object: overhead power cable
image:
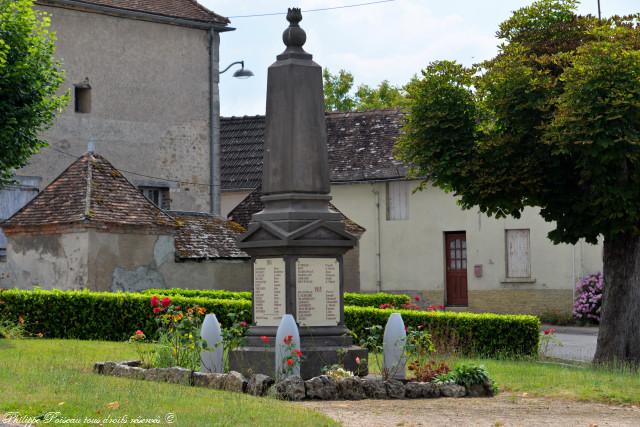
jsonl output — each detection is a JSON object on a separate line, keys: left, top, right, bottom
{"left": 228, "top": 0, "right": 396, "bottom": 19}
{"left": 47, "top": 146, "right": 213, "bottom": 188}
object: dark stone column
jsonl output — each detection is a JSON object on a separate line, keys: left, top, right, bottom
{"left": 230, "top": 8, "right": 367, "bottom": 380}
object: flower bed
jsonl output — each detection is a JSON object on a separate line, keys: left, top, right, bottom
{"left": 93, "top": 360, "right": 494, "bottom": 400}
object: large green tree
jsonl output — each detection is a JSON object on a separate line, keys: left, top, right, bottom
{"left": 0, "top": 0, "right": 67, "bottom": 187}
{"left": 397, "top": 0, "right": 640, "bottom": 365}
{"left": 323, "top": 68, "right": 407, "bottom": 112}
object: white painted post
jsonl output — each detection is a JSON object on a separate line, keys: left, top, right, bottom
{"left": 275, "top": 314, "right": 301, "bottom": 380}
{"left": 200, "top": 314, "right": 224, "bottom": 373}
{"left": 383, "top": 313, "right": 406, "bottom": 380}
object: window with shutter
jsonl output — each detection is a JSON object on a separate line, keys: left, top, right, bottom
{"left": 0, "top": 177, "right": 40, "bottom": 261}
{"left": 386, "top": 181, "right": 409, "bottom": 220}
{"left": 506, "top": 229, "right": 531, "bottom": 278}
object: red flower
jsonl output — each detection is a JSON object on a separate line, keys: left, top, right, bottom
{"left": 355, "top": 356, "right": 361, "bottom": 365}
{"left": 260, "top": 335, "right": 269, "bottom": 344}
{"left": 153, "top": 307, "right": 162, "bottom": 314}
{"left": 150, "top": 295, "right": 159, "bottom": 307}
{"left": 287, "top": 358, "right": 293, "bottom": 366}
{"left": 379, "top": 303, "right": 391, "bottom": 309}
{"left": 284, "top": 335, "right": 293, "bottom": 345}
{"left": 294, "top": 349, "right": 302, "bottom": 358}
{"left": 414, "top": 295, "right": 421, "bottom": 302}
{"left": 161, "top": 297, "right": 171, "bottom": 308}
{"left": 544, "top": 328, "right": 556, "bottom": 335}
{"left": 239, "top": 321, "right": 248, "bottom": 328}
{"left": 135, "top": 330, "right": 144, "bottom": 336}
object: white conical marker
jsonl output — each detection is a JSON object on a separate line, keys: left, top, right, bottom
{"left": 275, "top": 314, "right": 301, "bottom": 380}
{"left": 383, "top": 313, "right": 406, "bottom": 380}
{"left": 200, "top": 314, "right": 224, "bottom": 373}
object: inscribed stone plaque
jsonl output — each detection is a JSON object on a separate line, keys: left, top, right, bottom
{"left": 253, "top": 258, "right": 286, "bottom": 326}
{"left": 296, "top": 258, "right": 340, "bottom": 326}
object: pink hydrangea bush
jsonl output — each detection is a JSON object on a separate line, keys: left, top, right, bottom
{"left": 573, "top": 272, "right": 603, "bottom": 323}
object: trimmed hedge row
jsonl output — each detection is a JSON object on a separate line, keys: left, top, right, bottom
{"left": 141, "top": 288, "right": 412, "bottom": 308}
{"left": 0, "top": 289, "right": 539, "bottom": 356}
{"left": 0, "top": 289, "right": 251, "bottom": 341}
{"left": 345, "top": 306, "right": 540, "bottom": 357}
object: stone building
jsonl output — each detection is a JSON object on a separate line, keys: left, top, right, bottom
{"left": 0, "top": 152, "right": 250, "bottom": 291}
{"left": 0, "top": 0, "right": 232, "bottom": 258}
{"left": 220, "top": 110, "right": 603, "bottom": 316}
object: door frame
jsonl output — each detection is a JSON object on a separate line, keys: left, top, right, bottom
{"left": 443, "top": 231, "right": 469, "bottom": 306}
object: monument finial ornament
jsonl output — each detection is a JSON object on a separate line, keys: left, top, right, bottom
{"left": 282, "top": 7, "right": 307, "bottom": 54}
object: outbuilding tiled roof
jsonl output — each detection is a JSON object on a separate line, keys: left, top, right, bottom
{"left": 41, "top": 0, "right": 229, "bottom": 25}
{"left": 221, "top": 109, "right": 407, "bottom": 191}
{"left": 170, "top": 211, "right": 249, "bottom": 260}
{"left": 1, "top": 153, "right": 176, "bottom": 233}
{"left": 227, "top": 188, "right": 366, "bottom": 236}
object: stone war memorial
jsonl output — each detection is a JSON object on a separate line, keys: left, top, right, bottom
{"left": 229, "top": 7, "right": 367, "bottom": 379}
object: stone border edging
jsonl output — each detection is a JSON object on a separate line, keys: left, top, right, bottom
{"left": 93, "top": 361, "right": 494, "bottom": 400}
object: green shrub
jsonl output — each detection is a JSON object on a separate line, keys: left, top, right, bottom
{"left": 141, "top": 288, "right": 410, "bottom": 308}
{"left": 0, "top": 289, "right": 251, "bottom": 341}
{"left": 141, "top": 288, "right": 252, "bottom": 301}
{"left": 343, "top": 292, "right": 410, "bottom": 308}
{"left": 0, "top": 289, "right": 538, "bottom": 357}
{"left": 345, "top": 306, "right": 539, "bottom": 357}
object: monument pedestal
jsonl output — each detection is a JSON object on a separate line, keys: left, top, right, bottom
{"left": 229, "top": 332, "right": 368, "bottom": 379}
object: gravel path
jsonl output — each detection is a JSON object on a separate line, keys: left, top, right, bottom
{"left": 300, "top": 393, "right": 640, "bottom": 427}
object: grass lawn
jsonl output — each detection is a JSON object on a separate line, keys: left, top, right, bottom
{"left": 367, "top": 354, "right": 640, "bottom": 406}
{"left": 0, "top": 339, "right": 337, "bottom": 427}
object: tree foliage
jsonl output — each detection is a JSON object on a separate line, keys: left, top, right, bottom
{"left": 0, "top": 0, "right": 67, "bottom": 187}
{"left": 397, "top": 0, "right": 640, "bottom": 246}
{"left": 323, "top": 68, "right": 407, "bottom": 112}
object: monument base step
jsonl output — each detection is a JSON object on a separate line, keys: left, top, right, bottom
{"left": 229, "top": 344, "right": 368, "bottom": 380}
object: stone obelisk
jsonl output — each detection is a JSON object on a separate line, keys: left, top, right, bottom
{"left": 230, "top": 8, "right": 367, "bottom": 380}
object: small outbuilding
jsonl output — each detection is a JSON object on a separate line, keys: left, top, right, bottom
{"left": 0, "top": 152, "right": 251, "bottom": 291}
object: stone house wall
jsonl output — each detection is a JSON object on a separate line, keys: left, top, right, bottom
{"left": 18, "top": 4, "right": 218, "bottom": 212}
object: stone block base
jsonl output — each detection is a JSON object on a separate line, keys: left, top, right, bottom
{"left": 229, "top": 345, "right": 368, "bottom": 380}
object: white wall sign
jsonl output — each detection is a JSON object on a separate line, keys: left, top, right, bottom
{"left": 254, "top": 258, "right": 286, "bottom": 326}
{"left": 296, "top": 258, "right": 340, "bottom": 327}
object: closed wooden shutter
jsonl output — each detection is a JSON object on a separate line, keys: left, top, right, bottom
{"left": 506, "top": 229, "right": 531, "bottom": 278}
{"left": 386, "top": 181, "right": 409, "bottom": 220}
{"left": 0, "top": 177, "right": 40, "bottom": 258}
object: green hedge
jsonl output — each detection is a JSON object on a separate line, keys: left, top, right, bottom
{"left": 141, "top": 288, "right": 411, "bottom": 308}
{"left": 141, "top": 288, "right": 252, "bottom": 301}
{"left": 0, "top": 289, "right": 251, "bottom": 341}
{"left": 0, "top": 289, "right": 539, "bottom": 356}
{"left": 345, "top": 306, "right": 540, "bottom": 357}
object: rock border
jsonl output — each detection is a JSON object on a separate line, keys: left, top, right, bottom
{"left": 93, "top": 361, "right": 494, "bottom": 401}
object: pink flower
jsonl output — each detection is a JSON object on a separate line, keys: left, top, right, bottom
{"left": 153, "top": 307, "right": 162, "bottom": 314}
{"left": 150, "top": 295, "right": 159, "bottom": 307}
{"left": 161, "top": 297, "right": 171, "bottom": 308}
{"left": 135, "top": 330, "right": 144, "bottom": 336}
{"left": 239, "top": 321, "right": 248, "bottom": 328}
{"left": 414, "top": 295, "right": 421, "bottom": 302}
{"left": 355, "top": 356, "right": 361, "bottom": 365}
{"left": 543, "top": 328, "right": 556, "bottom": 335}
{"left": 260, "top": 335, "right": 269, "bottom": 344}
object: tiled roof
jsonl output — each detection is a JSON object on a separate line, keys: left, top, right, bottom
{"left": 43, "top": 0, "right": 229, "bottom": 25}
{"left": 2, "top": 153, "right": 176, "bottom": 233}
{"left": 221, "top": 109, "right": 407, "bottom": 191}
{"left": 227, "top": 188, "right": 366, "bottom": 236}
{"left": 171, "top": 211, "right": 249, "bottom": 259}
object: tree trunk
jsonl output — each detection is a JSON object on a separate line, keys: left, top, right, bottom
{"left": 593, "top": 233, "right": 640, "bottom": 366}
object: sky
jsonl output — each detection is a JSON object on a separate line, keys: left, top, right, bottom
{"left": 202, "top": 0, "right": 638, "bottom": 117}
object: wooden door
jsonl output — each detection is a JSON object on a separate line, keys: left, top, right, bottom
{"left": 445, "top": 232, "right": 468, "bottom": 306}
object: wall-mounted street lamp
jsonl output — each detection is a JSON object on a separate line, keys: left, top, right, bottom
{"left": 220, "top": 61, "right": 254, "bottom": 79}
{"left": 211, "top": 60, "right": 254, "bottom": 216}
